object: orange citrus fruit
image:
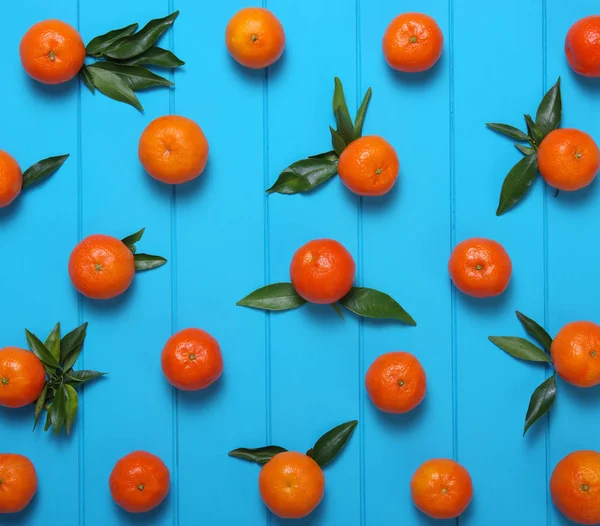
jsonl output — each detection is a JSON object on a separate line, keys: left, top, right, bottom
{"left": 0, "top": 347, "right": 46, "bottom": 409}
{"left": 0, "top": 151, "right": 22, "bottom": 208}
{"left": 139, "top": 115, "right": 209, "bottom": 185}
{"left": 551, "top": 321, "right": 600, "bottom": 388}
{"left": 19, "top": 19, "right": 85, "bottom": 84}
{"left": 259, "top": 451, "right": 324, "bottom": 519}
{"left": 565, "top": 16, "right": 600, "bottom": 77}
{"left": 0, "top": 454, "right": 38, "bottom": 514}
{"left": 337, "top": 136, "right": 399, "bottom": 196}
{"left": 226, "top": 7, "right": 285, "bottom": 69}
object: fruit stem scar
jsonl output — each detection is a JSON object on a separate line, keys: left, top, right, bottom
{"left": 410, "top": 36, "right": 417, "bottom": 43}
{"left": 592, "top": 351, "right": 597, "bottom": 358}
{"left": 94, "top": 264, "right": 102, "bottom": 272}
{"left": 189, "top": 353, "right": 196, "bottom": 361}
{"left": 48, "top": 51, "right": 56, "bottom": 61}
{"left": 575, "top": 152, "right": 582, "bottom": 159}
{"left": 475, "top": 264, "right": 483, "bottom": 270}
{"left": 582, "top": 484, "right": 589, "bottom": 491}
{"left": 375, "top": 168, "right": 383, "bottom": 175}
{"left": 1, "top": 377, "right": 8, "bottom": 386}
{"left": 137, "top": 484, "right": 145, "bottom": 491}
{"left": 441, "top": 488, "right": 447, "bottom": 494}
{"left": 250, "top": 34, "right": 258, "bottom": 42}
{"left": 398, "top": 380, "right": 405, "bottom": 387}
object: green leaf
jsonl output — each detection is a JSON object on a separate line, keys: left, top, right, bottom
{"left": 330, "top": 127, "right": 347, "bottom": 156}
{"left": 62, "top": 347, "right": 82, "bottom": 374}
{"left": 536, "top": 77, "right": 561, "bottom": 136}
{"left": 81, "top": 65, "right": 95, "bottom": 93}
{"left": 25, "top": 329, "right": 58, "bottom": 373}
{"left": 496, "top": 152, "right": 538, "bottom": 216}
{"left": 63, "top": 384, "right": 79, "bottom": 435}
{"left": 488, "top": 336, "right": 552, "bottom": 363}
{"left": 86, "top": 22, "right": 139, "bottom": 56}
{"left": 118, "top": 46, "right": 185, "bottom": 68}
{"left": 228, "top": 446, "right": 287, "bottom": 464}
{"left": 486, "top": 123, "right": 530, "bottom": 142}
{"left": 266, "top": 159, "right": 338, "bottom": 195}
{"left": 308, "top": 151, "right": 338, "bottom": 162}
{"left": 60, "top": 322, "right": 87, "bottom": 362}
{"left": 308, "top": 420, "right": 358, "bottom": 467}
{"left": 44, "top": 323, "right": 61, "bottom": 364}
{"left": 21, "top": 154, "right": 69, "bottom": 191}
{"left": 524, "top": 374, "right": 556, "bottom": 435}
{"left": 33, "top": 384, "right": 48, "bottom": 431}
{"left": 516, "top": 311, "right": 553, "bottom": 353}
{"left": 334, "top": 107, "right": 355, "bottom": 144}
{"left": 339, "top": 287, "right": 416, "bottom": 325}
{"left": 515, "top": 144, "right": 536, "bottom": 156}
{"left": 121, "top": 228, "right": 145, "bottom": 252}
{"left": 332, "top": 78, "right": 352, "bottom": 132}
{"left": 65, "top": 370, "right": 106, "bottom": 384}
{"left": 88, "top": 62, "right": 173, "bottom": 90}
{"left": 331, "top": 303, "right": 345, "bottom": 320}
{"left": 87, "top": 66, "right": 143, "bottom": 111}
{"left": 44, "top": 402, "right": 53, "bottom": 432}
{"left": 237, "top": 283, "right": 307, "bottom": 312}
{"left": 49, "top": 384, "right": 66, "bottom": 435}
{"left": 525, "top": 114, "right": 544, "bottom": 145}
{"left": 354, "top": 87, "right": 372, "bottom": 138}
{"left": 134, "top": 253, "right": 167, "bottom": 271}
{"left": 103, "top": 11, "right": 179, "bottom": 60}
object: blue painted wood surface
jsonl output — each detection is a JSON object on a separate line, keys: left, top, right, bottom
{"left": 1, "top": 0, "right": 599, "bottom": 524}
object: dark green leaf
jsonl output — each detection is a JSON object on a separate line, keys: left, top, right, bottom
{"left": 25, "top": 329, "right": 58, "bottom": 372}
{"left": 536, "top": 77, "right": 561, "bottom": 136}
{"left": 118, "top": 46, "right": 184, "bottom": 68}
{"left": 525, "top": 114, "right": 544, "bottom": 145}
{"left": 88, "top": 62, "right": 173, "bottom": 90}
{"left": 488, "top": 336, "right": 552, "bottom": 363}
{"left": 228, "top": 446, "right": 287, "bottom": 464}
{"left": 339, "top": 287, "right": 416, "bottom": 325}
{"left": 308, "top": 420, "right": 358, "bottom": 467}
{"left": 65, "top": 370, "right": 106, "bottom": 384}
{"left": 334, "top": 107, "right": 355, "bottom": 144}
{"left": 486, "top": 123, "right": 530, "bottom": 142}
{"left": 44, "top": 403, "right": 53, "bottom": 432}
{"left": 81, "top": 65, "right": 95, "bottom": 93}
{"left": 63, "top": 384, "right": 78, "bottom": 435}
{"left": 103, "top": 11, "right": 179, "bottom": 60}
{"left": 331, "top": 303, "right": 345, "bottom": 320}
{"left": 332, "top": 78, "right": 352, "bottom": 132}
{"left": 21, "top": 154, "right": 69, "bottom": 191}
{"left": 330, "top": 127, "right": 347, "bottom": 156}
{"left": 86, "top": 22, "right": 139, "bottom": 56}
{"left": 49, "top": 384, "right": 66, "bottom": 435}
{"left": 134, "top": 253, "right": 167, "bottom": 271}
{"left": 496, "top": 152, "right": 538, "bottom": 216}
{"left": 308, "top": 151, "right": 338, "bottom": 162}
{"left": 524, "top": 374, "right": 556, "bottom": 435}
{"left": 266, "top": 159, "right": 338, "bottom": 195}
{"left": 516, "top": 311, "right": 553, "bottom": 353}
{"left": 354, "top": 87, "right": 372, "bottom": 138}
{"left": 87, "top": 66, "right": 143, "bottom": 111}
{"left": 62, "top": 346, "right": 82, "bottom": 373}
{"left": 515, "top": 143, "right": 535, "bottom": 156}
{"left": 237, "top": 283, "right": 307, "bottom": 312}
{"left": 44, "top": 323, "right": 61, "bottom": 364}
{"left": 60, "top": 322, "right": 87, "bottom": 362}
{"left": 33, "top": 384, "right": 48, "bottom": 431}
{"left": 121, "top": 228, "right": 145, "bottom": 252}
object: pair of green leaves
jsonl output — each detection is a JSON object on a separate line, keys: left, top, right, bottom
{"left": 487, "top": 77, "right": 562, "bottom": 215}
{"left": 20, "top": 154, "right": 69, "bottom": 192}
{"left": 82, "top": 12, "right": 184, "bottom": 111}
{"left": 25, "top": 322, "right": 106, "bottom": 435}
{"left": 489, "top": 311, "right": 556, "bottom": 435}
{"left": 121, "top": 228, "right": 167, "bottom": 271}
{"left": 229, "top": 420, "right": 358, "bottom": 468}
{"left": 236, "top": 282, "right": 416, "bottom": 326}
{"left": 266, "top": 78, "right": 372, "bottom": 195}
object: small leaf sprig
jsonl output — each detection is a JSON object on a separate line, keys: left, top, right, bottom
{"left": 229, "top": 420, "right": 358, "bottom": 467}
{"left": 486, "top": 77, "right": 561, "bottom": 215}
{"left": 20, "top": 154, "right": 70, "bottom": 192}
{"left": 266, "top": 77, "right": 372, "bottom": 195}
{"left": 121, "top": 227, "right": 167, "bottom": 271}
{"left": 489, "top": 311, "right": 556, "bottom": 435}
{"left": 81, "top": 12, "right": 184, "bottom": 111}
{"left": 25, "top": 322, "right": 105, "bottom": 435}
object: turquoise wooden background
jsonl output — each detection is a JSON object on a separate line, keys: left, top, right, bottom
{"left": 1, "top": 0, "right": 599, "bottom": 524}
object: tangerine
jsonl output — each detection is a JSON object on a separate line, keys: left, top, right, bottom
{"left": 0, "top": 347, "right": 46, "bottom": 409}
{"left": 565, "top": 16, "right": 600, "bottom": 77}
{"left": 551, "top": 321, "right": 600, "bottom": 388}
{"left": 0, "top": 454, "right": 37, "bottom": 514}
{"left": 0, "top": 151, "right": 22, "bottom": 208}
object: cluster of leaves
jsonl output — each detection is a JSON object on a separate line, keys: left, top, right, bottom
{"left": 487, "top": 77, "right": 562, "bottom": 215}
{"left": 25, "top": 322, "right": 105, "bottom": 435}
{"left": 237, "top": 282, "right": 415, "bottom": 326}
{"left": 489, "top": 311, "right": 556, "bottom": 435}
{"left": 121, "top": 228, "right": 167, "bottom": 271}
{"left": 229, "top": 420, "right": 358, "bottom": 468}
{"left": 82, "top": 12, "right": 184, "bottom": 111}
{"left": 266, "top": 78, "right": 372, "bottom": 195}
{"left": 20, "top": 154, "right": 69, "bottom": 192}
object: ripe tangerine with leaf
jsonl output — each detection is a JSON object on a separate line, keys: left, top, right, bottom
{"left": 365, "top": 352, "right": 426, "bottom": 414}
{"left": 290, "top": 239, "right": 355, "bottom": 304}
{"left": 259, "top": 451, "right": 325, "bottom": 519}
{"left": 139, "top": 115, "right": 209, "bottom": 185}
{"left": 551, "top": 321, "right": 600, "bottom": 388}
{"left": 382, "top": 12, "right": 444, "bottom": 73}
{"left": 537, "top": 128, "right": 600, "bottom": 191}
{"left": 19, "top": 19, "right": 85, "bottom": 84}
{"left": 161, "top": 328, "right": 223, "bottom": 391}
{"left": 565, "top": 16, "right": 600, "bottom": 78}
{"left": 0, "top": 347, "right": 46, "bottom": 409}
{"left": 337, "top": 135, "right": 399, "bottom": 196}
{"left": 0, "top": 454, "right": 38, "bottom": 514}
{"left": 109, "top": 451, "right": 170, "bottom": 513}
{"left": 225, "top": 7, "right": 285, "bottom": 69}
{"left": 0, "top": 151, "right": 22, "bottom": 208}
{"left": 448, "top": 238, "right": 512, "bottom": 298}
